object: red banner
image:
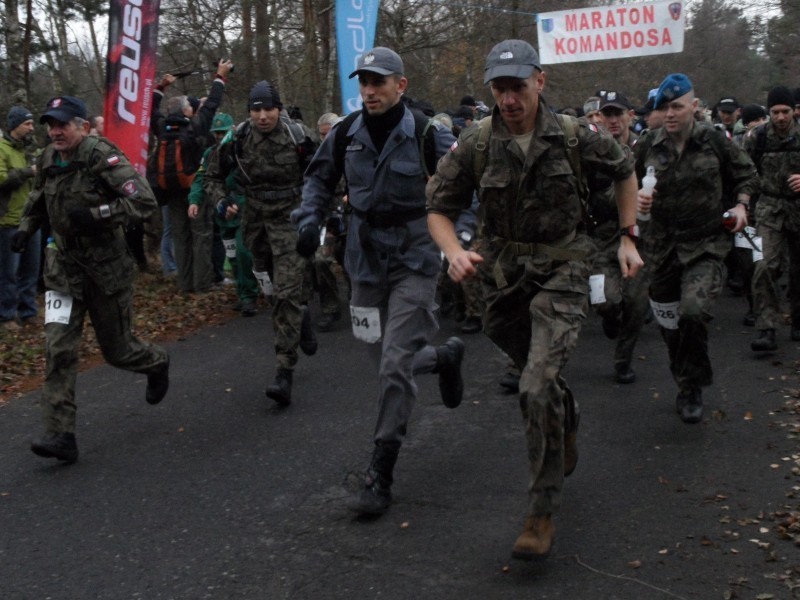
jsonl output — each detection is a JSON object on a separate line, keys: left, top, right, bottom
{"left": 103, "top": 0, "right": 160, "bottom": 175}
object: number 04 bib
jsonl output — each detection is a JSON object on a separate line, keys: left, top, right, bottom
{"left": 349, "top": 305, "right": 382, "bottom": 343}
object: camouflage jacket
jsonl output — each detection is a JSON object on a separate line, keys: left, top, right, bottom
{"left": 634, "top": 122, "right": 759, "bottom": 265}
{"left": 204, "top": 119, "right": 307, "bottom": 216}
{"left": 426, "top": 100, "right": 633, "bottom": 249}
{"left": 19, "top": 135, "right": 157, "bottom": 298}
{"left": 742, "top": 120, "right": 800, "bottom": 205}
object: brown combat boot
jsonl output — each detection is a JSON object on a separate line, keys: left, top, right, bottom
{"left": 512, "top": 515, "right": 555, "bottom": 561}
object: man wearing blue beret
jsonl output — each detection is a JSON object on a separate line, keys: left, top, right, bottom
{"left": 634, "top": 74, "right": 758, "bottom": 423}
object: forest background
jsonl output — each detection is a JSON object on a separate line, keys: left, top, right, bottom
{"left": 2, "top": 0, "right": 800, "bottom": 127}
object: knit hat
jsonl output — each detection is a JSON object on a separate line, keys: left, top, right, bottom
{"left": 248, "top": 80, "right": 282, "bottom": 111}
{"left": 7, "top": 106, "right": 33, "bottom": 132}
{"left": 653, "top": 73, "right": 693, "bottom": 109}
{"left": 740, "top": 104, "right": 766, "bottom": 126}
{"left": 459, "top": 95, "right": 477, "bottom": 107}
{"left": 767, "top": 86, "right": 795, "bottom": 110}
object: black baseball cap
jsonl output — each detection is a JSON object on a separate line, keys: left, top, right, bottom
{"left": 716, "top": 97, "right": 739, "bottom": 111}
{"left": 40, "top": 96, "right": 87, "bottom": 124}
{"left": 599, "top": 91, "right": 631, "bottom": 111}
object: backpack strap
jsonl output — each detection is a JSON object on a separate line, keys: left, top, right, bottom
{"left": 751, "top": 122, "right": 768, "bottom": 175}
{"left": 332, "top": 111, "right": 362, "bottom": 178}
{"left": 555, "top": 114, "right": 586, "bottom": 203}
{"left": 471, "top": 116, "right": 493, "bottom": 186}
{"left": 233, "top": 121, "right": 253, "bottom": 184}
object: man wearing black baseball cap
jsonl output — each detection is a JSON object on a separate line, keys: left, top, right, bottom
{"left": 294, "top": 46, "right": 464, "bottom": 517}
{"left": 427, "top": 39, "right": 642, "bottom": 560}
{"left": 715, "top": 96, "right": 740, "bottom": 135}
{"left": 599, "top": 91, "right": 636, "bottom": 147}
{"left": 11, "top": 95, "right": 169, "bottom": 464}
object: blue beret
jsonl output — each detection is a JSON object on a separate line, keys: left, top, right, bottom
{"left": 654, "top": 73, "right": 693, "bottom": 109}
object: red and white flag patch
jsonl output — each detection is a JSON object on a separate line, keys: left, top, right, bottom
{"left": 107, "top": 155, "right": 120, "bottom": 166}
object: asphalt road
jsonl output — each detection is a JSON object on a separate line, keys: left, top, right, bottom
{"left": 1, "top": 285, "right": 798, "bottom": 600}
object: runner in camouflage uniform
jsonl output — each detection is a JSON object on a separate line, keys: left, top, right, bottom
{"left": 12, "top": 96, "right": 169, "bottom": 464}
{"left": 427, "top": 40, "right": 642, "bottom": 561}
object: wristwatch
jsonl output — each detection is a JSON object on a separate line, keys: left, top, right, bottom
{"left": 619, "top": 224, "right": 640, "bottom": 243}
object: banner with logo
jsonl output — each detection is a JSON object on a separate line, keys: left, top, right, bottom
{"left": 104, "top": 0, "right": 160, "bottom": 175}
{"left": 537, "top": 0, "right": 684, "bottom": 65}
{"left": 336, "top": 0, "right": 380, "bottom": 114}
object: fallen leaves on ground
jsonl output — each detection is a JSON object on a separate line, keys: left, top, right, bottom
{"left": 0, "top": 271, "right": 239, "bottom": 404}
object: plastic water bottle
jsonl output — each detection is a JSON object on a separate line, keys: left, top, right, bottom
{"left": 638, "top": 166, "right": 657, "bottom": 222}
{"left": 722, "top": 211, "right": 737, "bottom": 231}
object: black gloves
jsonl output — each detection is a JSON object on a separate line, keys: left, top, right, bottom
{"left": 68, "top": 207, "right": 105, "bottom": 235}
{"left": 10, "top": 229, "right": 30, "bottom": 253}
{"left": 296, "top": 224, "right": 320, "bottom": 258}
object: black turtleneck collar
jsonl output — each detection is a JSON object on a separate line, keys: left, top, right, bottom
{"left": 362, "top": 101, "right": 406, "bottom": 154}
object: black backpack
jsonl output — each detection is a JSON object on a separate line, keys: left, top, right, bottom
{"left": 147, "top": 115, "right": 204, "bottom": 191}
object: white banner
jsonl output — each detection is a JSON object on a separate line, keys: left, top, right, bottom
{"left": 537, "top": 0, "right": 685, "bottom": 65}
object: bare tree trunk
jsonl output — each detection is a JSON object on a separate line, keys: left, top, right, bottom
{"left": 242, "top": 0, "right": 255, "bottom": 84}
{"left": 302, "top": 0, "right": 322, "bottom": 117}
{"left": 5, "top": 0, "right": 28, "bottom": 102}
{"left": 255, "top": 0, "right": 272, "bottom": 80}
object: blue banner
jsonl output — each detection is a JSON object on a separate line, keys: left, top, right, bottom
{"left": 336, "top": 0, "right": 379, "bottom": 114}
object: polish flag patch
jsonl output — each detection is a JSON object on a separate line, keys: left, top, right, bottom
{"left": 106, "top": 155, "right": 120, "bottom": 166}
{"left": 450, "top": 141, "right": 458, "bottom": 152}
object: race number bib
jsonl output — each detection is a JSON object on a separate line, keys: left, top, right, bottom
{"left": 44, "top": 290, "right": 73, "bottom": 325}
{"left": 752, "top": 236, "right": 763, "bottom": 262}
{"left": 223, "top": 238, "right": 237, "bottom": 259}
{"left": 588, "top": 274, "right": 606, "bottom": 305}
{"left": 649, "top": 299, "right": 680, "bottom": 330}
{"left": 252, "top": 270, "right": 273, "bottom": 296}
{"left": 734, "top": 226, "right": 756, "bottom": 250}
{"left": 350, "top": 305, "right": 381, "bottom": 343}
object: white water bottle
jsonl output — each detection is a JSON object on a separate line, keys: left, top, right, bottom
{"left": 638, "top": 165, "right": 657, "bottom": 221}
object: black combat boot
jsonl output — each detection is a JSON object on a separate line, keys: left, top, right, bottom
{"left": 299, "top": 305, "right": 318, "bottom": 356}
{"left": 146, "top": 357, "right": 170, "bottom": 405}
{"left": 614, "top": 363, "right": 636, "bottom": 384}
{"left": 266, "top": 368, "right": 293, "bottom": 406}
{"left": 751, "top": 329, "right": 777, "bottom": 352}
{"left": 677, "top": 388, "right": 703, "bottom": 424}
{"left": 31, "top": 432, "right": 79, "bottom": 464}
{"left": 434, "top": 337, "right": 465, "bottom": 408}
{"left": 349, "top": 442, "right": 400, "bottom": 515}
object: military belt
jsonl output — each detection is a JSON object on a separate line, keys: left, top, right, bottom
{"left": 55, "top": 228, "right": 123, "bottom": 251}
{"left": 491, "top": 230, "right": 584, "bottom": 289}
{"left": 352, "top": 206, "right": 427, "bottom": 228}
{"left": 249, "top": 186, "right": 302, "bottom": 201}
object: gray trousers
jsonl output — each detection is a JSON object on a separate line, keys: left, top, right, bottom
{"left": 350, "top": 267, "right": 438, "bottom": 446}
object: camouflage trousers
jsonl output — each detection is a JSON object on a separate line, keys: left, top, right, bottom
{"left": 42, "top": 283, "right": 168, "bottom": 434}
{"left": 591, "top": 234, "right": 651, "bottom": 369}
{"left": 482, "top": 240, "right": 590, "bottom": 517}
{"left": 241, "top": 202, "right": 306, "bottom": 370}
{"left": 753, "top": 205, "right": 800, "bottom": 330}
{"left": 649, "top": 250, "right": 723, "bottom": 391}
